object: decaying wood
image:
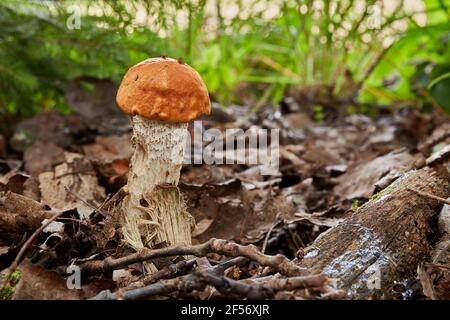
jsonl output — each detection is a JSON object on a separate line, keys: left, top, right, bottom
{"left": 298, "top": 165, "right": 450, "bottom": 299}
{"left": 0, "top": 192, "right": 53, "bottom": 243}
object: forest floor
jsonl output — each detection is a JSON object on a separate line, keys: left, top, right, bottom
{"left": 0, "top": 81, "right": 449, "bottom": 300}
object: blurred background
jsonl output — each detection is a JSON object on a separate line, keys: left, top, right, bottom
{"left": 1, "top": 2, "right": 450, "bottom": 300}
{"left": 0, "top": 0, "right": 449, "bottom": 122}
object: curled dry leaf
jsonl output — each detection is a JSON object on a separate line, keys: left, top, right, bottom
{"left": 181, "top": 165, "right": 234, "bottom": 185}
{"left": 182, "top": 179, "right": 247, "bottom": 242}
{"left": 82, "top": 134, "right": 133, "bottom": 164}
{"left": 82, "top": 134, "right": 133, "bottom": 188}
{"left": 334, "top": 149, "right": 418, "bottom": 200}
{"left": 0, "top": 246, "right": 10, "bottom": 258}
{"left": 182, "top": 178, "right": 296, "bottom": 244}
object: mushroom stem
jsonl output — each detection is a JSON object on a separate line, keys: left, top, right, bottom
{"left": 122, "top": 116, "right": 193, "bottom": 255}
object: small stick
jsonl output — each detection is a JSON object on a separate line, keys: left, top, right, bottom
{"left": 407, "top": 188, "right": 450, "bottom": 206}
{"left": 139, "top": 259, "right": 197, "bottom": 286}
{"left": 55, "top": 169, "right": 94, "bottom": 179}
{"left": 64, "top": 186, "right": 109, "bottom": 216}
{"left": 425, "top": 263, "right": 450, "bottom": 271}
{"left": 91, "top": 257, "right": 245, "bottom": 300}
{"left": 132, "top": 257, "right": 247, "bottom": 289}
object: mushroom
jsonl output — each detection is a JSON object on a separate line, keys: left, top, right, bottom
{"left": 116, "top": 57, "right": 210, "bottom": 254}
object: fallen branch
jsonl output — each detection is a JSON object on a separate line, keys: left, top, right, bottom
{"left": 194, "top": 272, "right": 331, "bottom": 300}
{"left": 8, "top": 209, "right": 65, "bottom": 273}
{"left": 80, "top": 238, "right": 307, "bottom": 277}
{"left": 92, "top": 268, "right": 331, "bottom": 300}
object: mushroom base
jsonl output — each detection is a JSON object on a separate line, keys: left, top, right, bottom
{"left": 121, "top": 116, "right": 193, "bottom": 267}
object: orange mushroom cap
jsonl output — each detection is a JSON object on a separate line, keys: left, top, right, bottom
{"left": 116, "top": 57, "right": 211, "bottom": 123}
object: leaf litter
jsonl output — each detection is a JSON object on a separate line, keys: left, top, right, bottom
{"left": 0, "top": 98, "right": 449, "bottom": 300}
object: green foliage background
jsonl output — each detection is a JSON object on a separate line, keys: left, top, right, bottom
{"left": 0, "top": 0, "right": 449, "bottom": 118}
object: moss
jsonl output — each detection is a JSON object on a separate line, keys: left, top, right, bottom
{"left": 10, "top": 271, "right": 21, "bottom": 283}
{"left": 0, "top": 270, "right": 21, "bottom": 300}
{"left": 0, "top": 284, "right": 15, "bottom": 300}
{"left": 370, "top": 191, "right": 381, "bottom": 201}
{"left": 351, "top": 199, "right": 360, "bottom": 210}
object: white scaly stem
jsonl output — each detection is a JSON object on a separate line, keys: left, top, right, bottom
{"left": 122, "top": 116, "right": 193, "bottom": 262}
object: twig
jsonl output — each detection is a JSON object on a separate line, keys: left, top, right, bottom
{"left": 138, "top": 259, "right": 197, "bottom": 286}
{"left": 91, "top": 257, "right": 246, "bottom": 300}
{"left": 64, "top": 186, "right": 109, "bottom": 216}
{"left": 261, "top": 222, "right": 277, "bottom": 255}
{"left": 134, "top": 257, "right": 248, "bottom": 292}
{"left": 91, "top": 278, "right": 180, "bottom": 300}
{"left": 407, "top": 188, "right": 450, "bottom": 206}
{"left": 80, "top": 238, "right": 307, "bottom": 277}
{"left": 55, "top": 169, "right": 95, "bottom": 179}
{"left": 425, "top": 263, "right": 450, "bottom": 271}
{"left": 200, "top": 272, "right": 331, "bottom": 299}
{"left": 92, "top": 269, "right": 332, "bottom": 300}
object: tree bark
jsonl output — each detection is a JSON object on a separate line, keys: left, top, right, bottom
{"left": 298, "top": 165, "right": 450, "bottom": 299}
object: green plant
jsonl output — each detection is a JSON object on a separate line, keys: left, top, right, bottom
{"left": 351, "top": 199, "right": 360, "bottom": 210}
{"left": 0, "top": 270, "right": 21, "bottom": 300}
{"left": 360, "top": 0, "right": 450, "bottom": 112}
{"left": 1, "top": 0, "right": 449, "bottom": 119}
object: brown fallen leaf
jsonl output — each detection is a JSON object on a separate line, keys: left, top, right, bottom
{"left": 10, "top": 111, "right": 88, "bottom": 152}
{"left": 12, "top": 259, "right": 113, "bottom": 300}
{"left": 291, "top": 212, "right": 344, "bottom": 228}
{"left": 0, "top": 172, "right": 29, "bottom": 195}
{"left": 23, "top": 140, "right": 65, "bottom": 176}
{"left": 39, "top": 152, "right": 105, "bottom": 219}
{"left": 183, "top": 178, "right": 296, "bottom": 244}
{"left": 82, "top": 134, "right": 133, "bottom": 164}
{"left": 181, "top": 165, "right": 234, "bottom": 185}
{"left": 334, "top": 149, "right": 417, "bottom": 199}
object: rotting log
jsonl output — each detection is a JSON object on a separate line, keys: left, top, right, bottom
{"left": 298, "top": 164, "right": 450, "bottom": 299}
